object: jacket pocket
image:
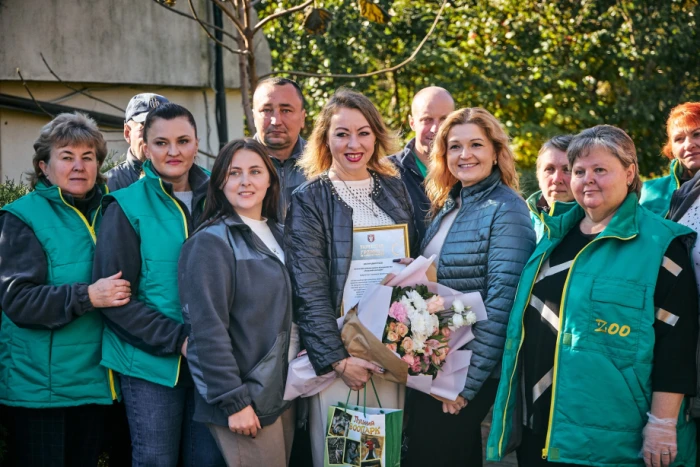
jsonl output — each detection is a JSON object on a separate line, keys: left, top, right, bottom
{"left": 242, "top": 331, "right": 290, "bottom": 417}
{"left": 587, "top": 279, "right": 646, "bottom": 356}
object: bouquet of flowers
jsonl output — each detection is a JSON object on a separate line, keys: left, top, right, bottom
{"left": 384, "top": 285, "right": 477, "bottom": 378}
{"left": 284, "top": 255, "right": 487, "bottom": 402}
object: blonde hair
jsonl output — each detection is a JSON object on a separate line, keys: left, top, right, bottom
{"left": 425, "top": 108, "right": 519, "bottom": 216}
{"left": 298, "top": 89, "right": 399, "bottom": 178}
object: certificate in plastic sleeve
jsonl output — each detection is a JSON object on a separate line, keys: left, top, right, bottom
{"left": 342, "top": 224, "right": 410, "bottom": 315}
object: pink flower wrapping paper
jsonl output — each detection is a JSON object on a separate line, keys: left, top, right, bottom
{"left": 283, "top": 255, "right": 487, "bottom": 402}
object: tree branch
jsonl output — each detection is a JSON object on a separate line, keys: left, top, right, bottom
{"left": 259, "top": 0, "right": 448, "bottom": 80}
{"left": 150, "top": 0, "right": 239, "bottom": 42}
{"left": 187, "top": 0, "right": 248, "bottom": 56}
{"left": 254, "top": 0, "right": 314, "bottom": 34}
{"left": 39, "top": 53, "right": 125, "bottom": 113}
{"left": 210, "top": 0, "right": 246, "bottom": 39}
{"left": 16, "top": 68, "right": 54, "bottom": 119}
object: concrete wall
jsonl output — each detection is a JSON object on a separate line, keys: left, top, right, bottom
{"left": 0, "top": 82, "right": 244, "bottom": 182}
{"left": 0, "top": 0, "right": 271, "bottom": 88}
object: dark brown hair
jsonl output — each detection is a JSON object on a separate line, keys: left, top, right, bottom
{"left": 29, "top": 112, "right": 107, "bottom": 189}
{"left": 200, "top": 138, "right": 280, "bottom": 225}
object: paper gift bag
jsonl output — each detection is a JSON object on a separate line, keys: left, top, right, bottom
{"left": 324, "top": 382, "right": 403, "bottom": 467}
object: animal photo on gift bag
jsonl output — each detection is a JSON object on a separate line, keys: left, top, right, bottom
{"left": 361, "top": 435, "right": 383, "bottom": 461}
{"left": 328, "top": 407, "right": 352, "bottom": 437}
{"left": 327, "top": 437, "right": 346, "bottom": 465}
{"left": 344, "top": 439, "right": 361, "bottom": 466}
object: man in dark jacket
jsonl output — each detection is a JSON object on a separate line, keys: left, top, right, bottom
{"left": 252, "top": 78, "right": 307, "bottom": 223}
{"left": 389, "top": 87, "right": 454, "bottom": 237}
{"left": 106, "top": 93, "right": 169, "bottom": 191}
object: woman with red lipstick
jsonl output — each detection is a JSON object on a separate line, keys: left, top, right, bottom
{"left": 404, "top": 108, "right": 536, "bottom": 466}
{"left": 179, "top": 138, "right": 295, "bottom": 466}
{"left": 93, "top": 103, "right": 224, "bottom": 466}
{"left": 641, "top": 102, "right": 700, "bottom": 217}
{"left": 284, "top": 89, "right": 418, "bottom": 467}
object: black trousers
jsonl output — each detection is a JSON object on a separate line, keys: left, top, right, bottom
{"left": 104, "top": 401, "right": 132, "bottom": 466}
{"left": 9, "top": 404, "right": 106, "bottom": 467}
{"left": 403, "top": 378, "right": 499, "bottom": 467}
{"left": 515, "top": 426, "right": 577, "bottom": 467}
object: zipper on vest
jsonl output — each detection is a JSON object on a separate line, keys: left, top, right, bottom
{"left": 158, "top": 179, "right": 188, "bottom": 386}
{"left": 57, "top": 188, "right": 98, "bottom": 242}
{"left": 497, "top": 253, "right": 546, "bottom": 458}
{"left": 541, "top": 232, "right": 636, "bottom": 460}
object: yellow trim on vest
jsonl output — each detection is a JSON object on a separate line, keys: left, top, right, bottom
{"left": 542, "top": 232, "right": 637, "bottom": 460}
{"left": 108, "top": 369, "right": 117, "bottom": 400}
{"left": 159, "top": 180, "right": 189, "bottom": 239}
{"left": 497, "top": 253, "right": 546, "bottom": 457}
{"left": 57, "top": 188, "right": 98, "bottom": 243}
{"left": 175, "top": 355, "right": 182, "bottom": 386}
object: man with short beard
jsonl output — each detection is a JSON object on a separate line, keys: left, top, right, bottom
{"left": 389, "top": 87, "right": 454, "bottom": 238}
{"left": 252, "top": 78, "right": 307, "bottom": 223}
{"left": 107, "top": 93, "right": 169, "bottom": 191}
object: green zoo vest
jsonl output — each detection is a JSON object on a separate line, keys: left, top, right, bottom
{"left": 100, "top": 161, "right": 194, "bottom": 387}
{"left": 526, "top": 190, "right": 577, "bottom": 243}
{"left": 639, "top": 159, "right": 683, "bottom": 218}
{"left": 0, "top": 182, "right": 117, "bottom": 408}
{"left": 487, "top": 194, "right": 696, "bottom": 467}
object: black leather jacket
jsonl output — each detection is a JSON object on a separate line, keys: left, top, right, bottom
{"left": 284, "top": 171, "right": 419, "bottom": 376}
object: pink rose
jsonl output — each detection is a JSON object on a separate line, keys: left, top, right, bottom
{"left": 389, "top": 322, "right": 397, "bottom": 332}
{"left": 389, "top": 302, "right": 408, "bottom": 323}
{"left": 397, "top": 323, "right": 409, "bottom": 338}
{"left": 411, "top": 357, "right": 422, "bottom": 373}
{"left": 426, "top": 295, "right": 445, "bottom": 314}
{"left": 440, "top": 327, "right": 451, "bottom": 339}
{"left": 386, "top": 331, "right": 399, "bottom": 343}
{"left": 438, "top": 347, "right": 449, "bottom": 361}
{"left": 431, "top": 354, "right": 442, "bottom": 365}
{"left": 401, "top": 337, "right": 414, "bottom": 352}
{"left": 385, "top": 343, "right": 397, "bottom": 352}
{"left": 401, "top": 354, "right": 415, "bottom": 367}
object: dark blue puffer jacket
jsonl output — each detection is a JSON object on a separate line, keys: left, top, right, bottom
{"left": 422, "top": 169, "right": 536, "bottom": 401}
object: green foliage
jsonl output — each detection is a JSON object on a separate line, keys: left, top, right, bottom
{"left": 258, "top": 0, "right": 700, "bottom": 178}
{"left": 0, "top": 178, "right": 30, "bottom": 208}
{"left": 101, "top": 150, "right": 122, "bottom": 174}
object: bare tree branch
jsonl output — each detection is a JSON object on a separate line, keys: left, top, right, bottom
{"left": 254, "top": 0, "right": 314, "bottom": 34}
{"left": 16, "top": 68, "right": 54, "bottom": 118}
{"left": 39, "top": 53, "right": 125, "bottom": 113}
{"left": 187, "top": 0, "right": 249, "bottom": 56}
{"left": 211, "top": 0, "right": 246, "bottom": 39}
{"left": 150, "top": 0, "right": 239, "bottom": 42}
{"left": 258, "top": 0, "right": 449, "bottom": 80}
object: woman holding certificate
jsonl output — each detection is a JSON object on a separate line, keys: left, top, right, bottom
{"left": 284, "top": 89, "right": 418, "bottom": 467}
{"left": 403, "top": 108, "right": 536, "bottom": 466}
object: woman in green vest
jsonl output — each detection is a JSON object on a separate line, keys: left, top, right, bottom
{"left": 93, "top": 103, "right": 224, "bottom": 467}
{"left": 527, "top": 135, "right": 577, "bottom": 242}
{"left": 0, "top": 113, "right": 131, "bottom": 466}
{"left": 487, "top": 125, "right": 698, "bottom": 467}
{"left": 640, "top": 102, "right": 700, "bottom": 217}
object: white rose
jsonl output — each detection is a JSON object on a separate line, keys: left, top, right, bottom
{"left": 450, "top": 313, "right": 465, "bottom": 331}
{"left": 412, "top": 336, "right": 426, "bottom": 352}
{"left": 464, "top": 310, "right": 477, "bottom": 326}
{"left": 407, "top": 290, "right": 428, "bottom": 312}
{"left": 452, "top": 299, "right": 465, "bottom": 313}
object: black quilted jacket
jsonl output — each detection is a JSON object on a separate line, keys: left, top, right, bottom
{"left": 284, "top": 171, "right": 419, "bottom": 375}
{"left": 422, "top": 168, "right": 536, "bottom": 401}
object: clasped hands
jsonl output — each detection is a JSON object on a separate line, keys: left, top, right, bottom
{"left": 333, "top": 356, "right": 384, "bottom": 391}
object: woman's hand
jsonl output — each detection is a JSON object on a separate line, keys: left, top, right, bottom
{"left": 334, "top": 357, "right": 383, "bottom": 391}
{"left": 181, "top": 337, "right": 188, "bottom": 358}
{"left": 88, "top": 271, "right": 131, "bottom": 308}
{"left": 442, "top": 395, "right": 467, "bottom": 415}
{"left": 228, "top": 405, "right": 262, "bottom": 438}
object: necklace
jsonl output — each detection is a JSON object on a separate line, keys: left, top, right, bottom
{"left": 334, "top": 173, "right": 379, "bottom": 217}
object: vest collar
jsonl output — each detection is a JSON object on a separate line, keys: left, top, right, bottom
{"left": 543, "top": 193, "right": 640, "bottom": 240}
{"left": 142, "top": 160, "right": 209, "bottom": 200}
{"left": 34, "top": 179, "right": 104, "bottom": 217}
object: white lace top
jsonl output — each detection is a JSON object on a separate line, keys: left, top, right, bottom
{"left": 331, "top": 178, "right": 394, "bottom": 228}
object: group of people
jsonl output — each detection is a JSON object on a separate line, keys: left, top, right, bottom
{"left": 0, "top": 76, "right": 699, "bottom": 467}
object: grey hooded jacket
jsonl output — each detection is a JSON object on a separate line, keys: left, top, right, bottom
{"left": 422, "top": 169, "right": 536, "bottom": 401}
{"left": 179, "top": 214, "right": 292, "bottom": 427}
